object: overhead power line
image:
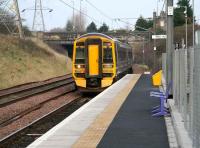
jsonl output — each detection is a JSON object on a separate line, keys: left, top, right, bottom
{"left": 58, "top": 0, "right": 102, "bottom": 25}
{"left": 84, "top": 0, "right": 127, "bottom": 30}
{"left": 116, "top": 18, "right": 153, "bottom": 33}
{"left": 113, "top": 19, "right": 124, "bottom": 29}
{"left": 115, "top": 17, "right": 152, "bottom": 20}
{"left": 22, "top": 1, "right": 53, "bottom": 32}
{"left": 84, "top": 0, "right": 112, "bottom": 21}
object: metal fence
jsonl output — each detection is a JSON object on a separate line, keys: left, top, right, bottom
{"left": 169, "top": 45, "right": 200, "bottom": 148}
{"left": 193, "top": 46, "right": 200, "bottom": 147}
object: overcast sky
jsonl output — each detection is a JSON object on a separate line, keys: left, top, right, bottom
{"left": 18, "top": 0, "right": 200, "bottom": 31}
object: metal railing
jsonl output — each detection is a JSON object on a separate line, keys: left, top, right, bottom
{"left": 192, "top": 46, "right": 200, "bottom": 147}
{"left": 163, "top": 44, "right": 200, "bottom": 148}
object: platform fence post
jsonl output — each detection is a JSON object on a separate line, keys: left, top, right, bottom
{"left": 192, "top": 44, "right": 200, "bottom": 148}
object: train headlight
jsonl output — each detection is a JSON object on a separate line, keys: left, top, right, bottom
{"left": 75, "top": 64, "right": 85, "bottom": 69}
{"left": 103, "top": 64, "right": 113, "bottom": 68}
{"left": 77, "top": 65, "right": 81, "bottom": 68}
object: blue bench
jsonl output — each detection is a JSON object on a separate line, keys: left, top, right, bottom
{"left": 150, "top": 82, "right": 172, "bottom": 117}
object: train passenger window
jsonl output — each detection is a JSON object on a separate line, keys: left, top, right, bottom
{"left": 118, "top": 47, "right": 126, "bottom": 61}
{"left": 103, "top": 48, "right": 113, "bottom": 63}
{"left": 75, "top": 47, "right": 85, "bottom": 64}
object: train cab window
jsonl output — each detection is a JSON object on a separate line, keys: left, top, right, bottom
{"left": 103, "top": 47, "right": 113, "bottom": 63}
{"left": 118, "top": 48, "right": 126, "bottom": 61}
{"left": 76, "top": 42, "right": 84, "bottom": 46}
{"left": 75, "top": 47, "right": 85, "bottom": 64}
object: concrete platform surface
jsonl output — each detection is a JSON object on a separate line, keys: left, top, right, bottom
{"left": 28, "top": 74, "right": 170, "bottom": 148}
{"left": 168, "top": 100, "right": 192, "bottom": 148}
{"left": 28, "top": 74, "right": 140, "bottom": 148}
{"left": 97, "top": 75, "right": 170, "bottom": 148}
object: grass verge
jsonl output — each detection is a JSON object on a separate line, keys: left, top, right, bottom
{"left": 0, "top": 35, "right": 71, "bottom": 89}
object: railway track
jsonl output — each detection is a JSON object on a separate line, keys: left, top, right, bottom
{"left": 0, "top": 74, "right": 73, "bottom": 107}
{"left": 0, "top": 74, "right": 77, "bottom": 141}
{"left": 0, "top": 95, "right": 91, "bottom": 148}
{"left": 0, "top": 74, "right": 96, "bottom": 147}
{"left": 0, "top": 86, "right": 75, "bottom": 128}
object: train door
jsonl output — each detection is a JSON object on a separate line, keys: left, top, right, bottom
{"left": 86, "top": 39, "right": 102, "bottom": 78}
{"left": 88, "top": 45, "right": 99, "bottom": 76}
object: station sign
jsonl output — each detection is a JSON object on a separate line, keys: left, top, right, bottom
{"left": 195, "top": 30, "right": 200, "bottom": 45}
{"left": 152, "top": 35, "right": 167, "bottom": 39}
{"left": 168, "top": 6, "right": 174, "bottom": 16}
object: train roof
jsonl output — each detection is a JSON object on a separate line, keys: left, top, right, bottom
{"left": 77, "top": 33, "right": 132, "bottom": 48}
{"left": 77, "top": 33, "right": 114, "bottom": 40}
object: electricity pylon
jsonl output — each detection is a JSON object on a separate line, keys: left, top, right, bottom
{"left": 32, "top": 0, "right": 45, "bottom": 31}
{"left": 0, "top": 0, "right": 24, "bottom": 38}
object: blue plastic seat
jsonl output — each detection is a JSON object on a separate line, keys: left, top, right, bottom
{"left": 150, "top": 82, "right": 172, "bottom": 117}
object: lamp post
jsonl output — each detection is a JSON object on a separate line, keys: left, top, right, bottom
{"left": 177, "top": 5, "right": 187, "bottom": 49}
{"left": 192, "top": 0, "right": 194, "bottom": 47}
{"left": 153, "top": 11, "right": 156, "bottom": 71}
{"left": 80, "top": 0, "right": 83, "bottom": 31}
{"left": 71, "top": 0, "right": 75, "bottom": 31}
{"left": 184, "top": 6, "right": 188, "bottom": 49}
{"left": 166, "top": 0, "right": 174, "bottom": 93}
{"left": 143, "top": 37, "right": 145, "bottom": 65}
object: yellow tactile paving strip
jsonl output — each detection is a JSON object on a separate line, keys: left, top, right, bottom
{"left": 72, "top": 74, "right": 141, "bottom": 148}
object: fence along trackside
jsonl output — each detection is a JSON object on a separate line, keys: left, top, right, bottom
{"left": 163, "top": 42, "right": 200, "bottom": 148}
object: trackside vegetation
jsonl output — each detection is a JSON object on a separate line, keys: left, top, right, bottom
{"left": 0, "top": 35, "right": 71, "bottom": 89}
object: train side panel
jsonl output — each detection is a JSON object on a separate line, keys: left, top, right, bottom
{"left": 115, "top": 41, "right": 133, "bottom": 79}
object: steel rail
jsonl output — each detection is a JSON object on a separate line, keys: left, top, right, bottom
{"left": 0, "top": 84, "right": 76, "bottom": 128}
{"left": 0, "top": 95, "right": 88, "bottom": 146}
{"left": 0, "top": 74, "right": 74, "bottom": 106}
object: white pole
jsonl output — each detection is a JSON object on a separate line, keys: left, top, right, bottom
{"left": 192, "top": 0, "right": 195, "bottom": 47}
{"left": 143, "top": 38, "right": 145, "bottom": 65}
{"left": 80, "top": 0, "right": 82, "bottom": 32}
{"left": 166, "top": 0, "right": 174, "bottom": 90}
{"left": 185, "top": 6, "right": 188, "bottom": 49}
{"left": 72, "top": 0, "right": 75, "bottom": 31}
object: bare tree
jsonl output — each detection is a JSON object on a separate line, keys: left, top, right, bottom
{"left": 66, "top": 20, "right": 73, "bottom": 32}
{"left": 73, "top": 13, "right": 86, "bottom": 32}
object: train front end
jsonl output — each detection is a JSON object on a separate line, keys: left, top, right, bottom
{"left": 72, "top": 33, "right": 116, "bottom": 92}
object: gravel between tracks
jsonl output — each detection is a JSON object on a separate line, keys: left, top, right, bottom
{"left": 0, "top": 84, "right": 75, "bottom": 124}
{"left": 0, "top": 91, "right": 82, "bottom": 139}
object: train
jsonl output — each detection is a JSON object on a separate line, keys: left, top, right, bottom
{"left": 72, "top": 33, "right": 134, "bottom": 92}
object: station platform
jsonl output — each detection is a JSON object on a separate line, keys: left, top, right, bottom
{"left": 28, "top": 74, "right": 170, "bottom": 148}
